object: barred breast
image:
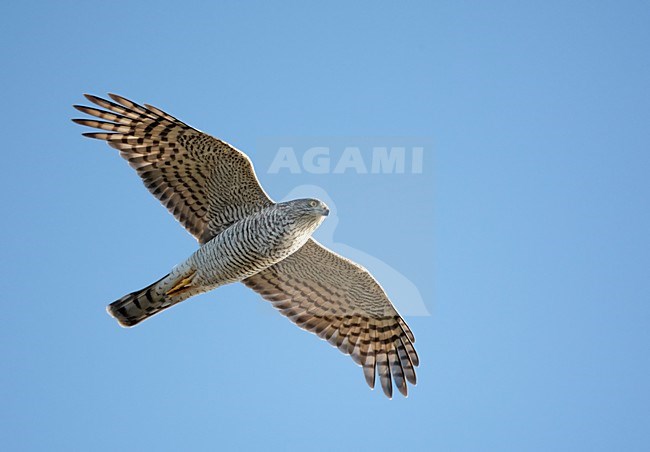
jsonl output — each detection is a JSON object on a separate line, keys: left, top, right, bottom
{"left": 189, "top": 205, "right": 321, "bottom": 288}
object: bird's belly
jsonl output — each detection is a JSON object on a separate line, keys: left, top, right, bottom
{"left": 188, "top": 224, "right": 308, "bottom": 288}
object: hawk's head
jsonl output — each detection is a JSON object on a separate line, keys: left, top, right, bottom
{"left": 293, "top": 198, "right": 329, "bottom": 217}
{"left": 277, "top": 198, "right": 330, "bottom": 233}
{"left": 279, "top": 198, "right": 330, "bottom": 217}
{"left": 270, "top": 198, "right": 329, "bottom": 245}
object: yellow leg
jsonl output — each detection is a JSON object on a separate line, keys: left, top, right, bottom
{"left": 166, "top": 270, "right": 196, "bottom": 296}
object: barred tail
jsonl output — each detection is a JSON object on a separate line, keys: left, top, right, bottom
{"left": 107, "top": 269, "right": 196, "bottom": 327}
{"left": 107, "top": 275, "right": 170, "bottom": 327}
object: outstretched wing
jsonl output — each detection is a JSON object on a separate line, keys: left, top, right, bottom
{"left": 73, "top": 94, "right": 272, "bottom": 244}
{"left": 242, "top": 239, "right": 418, "bottom": 398}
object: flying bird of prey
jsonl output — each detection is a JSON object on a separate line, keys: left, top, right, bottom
{"left": 73, "top": 94, "right": 418, "bottom": 398}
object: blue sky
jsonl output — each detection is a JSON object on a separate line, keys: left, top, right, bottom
{"left": 1, "top": 1, "right": 649, "bottom": 451}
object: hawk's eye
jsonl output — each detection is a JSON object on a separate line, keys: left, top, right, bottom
{"left": 309, "top": 200, "right": 318, "bottom": 207}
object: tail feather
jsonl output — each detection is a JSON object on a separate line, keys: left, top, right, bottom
{"left": 107, "top": 270, "right": 196, "bottom": 327}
